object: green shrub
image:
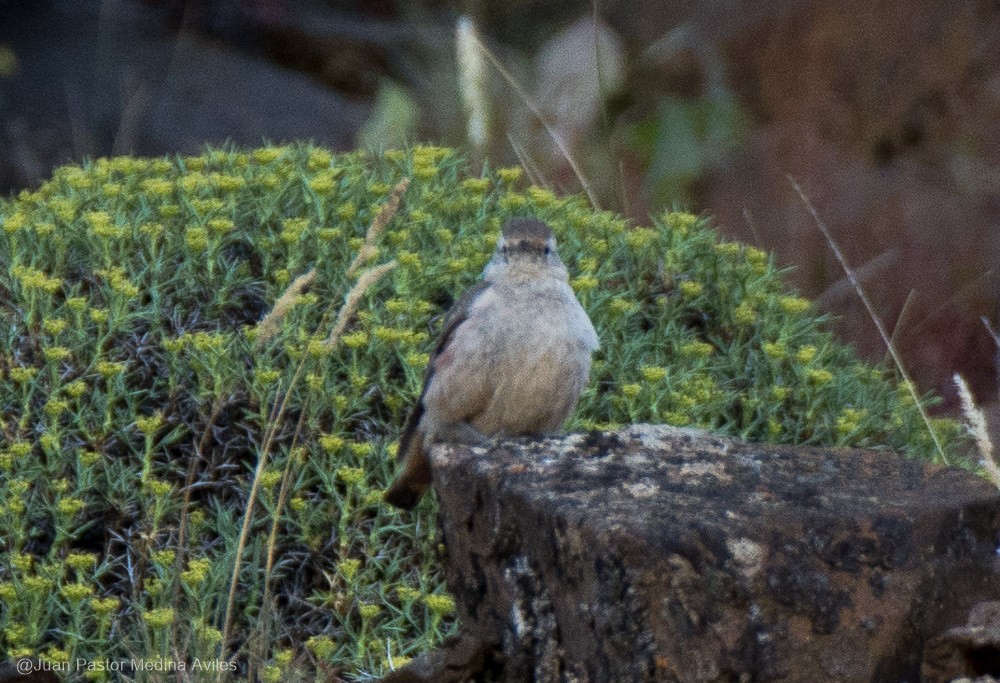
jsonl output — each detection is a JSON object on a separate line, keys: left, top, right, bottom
{"left": 0, "top": 144, "right": 966, "bottom": 680}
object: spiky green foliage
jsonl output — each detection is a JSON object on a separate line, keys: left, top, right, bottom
{"left": 0, "top": 144, "right": 966, "bottom": 680}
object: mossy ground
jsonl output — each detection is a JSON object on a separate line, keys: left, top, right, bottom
{"left": 0, "top": 144, "right": 968, "bottom": 680}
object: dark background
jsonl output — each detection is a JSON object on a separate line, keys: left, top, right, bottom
{"left": 2, "top": 0, "right": 998, "bottom": 430}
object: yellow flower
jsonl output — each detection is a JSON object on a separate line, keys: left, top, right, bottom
{"left": 253, "top": 147, "right": 284, "bottom": 164}
{"left": 141, "top": 178, "right": 173, "bottom": 196}
{"left": 499, "top": 193, "right": 527, "bottom": 210}
{"left": 795, "top": 345, "right": 817, "bottom": 364}
{"left": 60, "top": 582, "right": 95, "bottom": 603}
{"left": 640, "top": 366, "right": 667, "bottom": 382}
{"left": 97, "top": 361, "right": 126, "bottom": 378}
{"left": 11, "top": 552, "right": 33, "bottom": 572}
{"left": 213, "top": 174, "right": 245, "bottom": 192}
{"left": 397, "top": 251, "right": 421, "bottom": 269}
{"left": 66, "top": 552, "right": 97, "bottom": 571}
{"left": 43, "top": 346, "right": 72, "bottom": 362}
{"left": 662, "top": 411, "right": 691, "bottom": 426}
{"left": 142, "top": 607, "right": 175, "bottom": 629}
{"left": 358, "top": 603, "right": 382, "bottom": 619}
{"left": 395, "top": 585, "right": 421, "bottom": 602}
{"left": 136, "top": 413, "right": 164, "bottom": 436}
{"left": 779, "top": 296, "right": 810, "bottom": 315}
{"left": 571, "top": 275, "right": 599, "bottom": 292}
{"left": 405, "top": 352, "right": 429, "bottom": 368}
{"left": 338, "top": 559, "right": 361, "bottom": 581}
{"left": 307, "top": 148, "right": 333, "bottom": 170}
{"left": 767, "top": 418, "right": 782, "bottom": 439}
{"left": 64, "top": 380, "right": 86, "bottom": 398}
{"left": 680, "top": 341, "right": 714, "bottom": 358}
{"left": 460, "top": 178, "right": 490, "bottom": 194}
{"left": 423, "top": 594, "right": 456, "bottom": 616}
{"left": 152, "top": 549, "right": 175, "bottom": 567}
{"left": 320, "top": 435, "right": 346, "bottom": 452}
{"left": 342, "top": 332, "right": 369, "bottom": 348}
{"left": 609, "top": 299, "right": 637, "bottom": 316}
{"left": 527, "top": 186, "right": 556, "bottom": 206}
{"left": 207, "top": 218, "right": 234, "bottom": 234}
{"left": 147, "top": 479, "right": 172, "bottom": 497}
{"left": 745, "top": 247, "right": 769, "bottom": 272}
{"left": 24, "top": 576, "right": 53, "bottom": 595}
{"left": 181, "top": 558, "right": 213, "bottom": 586}
{"left": 665, "top": 212, "right": 697, "bottom": 234}
{"left": 679, "top": 281, "right": 703, "bottom": 297}
{"left": 259, "top": 469, "right": 283, "bottom": 488}
{"left": 185, "top": 226, "right": 209, "bottom": 251}
{"left": 3, "top": 211, "right": 26, "bottom": 233}
{"left": 625, "top": 228, "right": 657, "bottom": 250}
{"left": 836, "top": 408, "right": 866, "bottom": 437}
{"left": 65, "top": 296, "right": 87, "bottom": 312}
{"left": 619, "top": 383, "right": 642, "bottom": 399}
{"left": 10, "top": 367, "right": 37, "bottom": 383}
{"left": 762, "top": 342, "right": 787, "bottom": 360}
{"left": 90, "top": 597, "right": 121, "bottom": 615}
{"left": 306, "top": 635, "right": 336, "bottom": 660}
{"left": 413, "top": 162, "right": 438, "bottom": 180}
{"left": 733, "top": 302, "right": 757, "bottom": 326}
{"left": 337, "top": 467, "right": 365, "bottom": 486}
{"left": 497, "top": 166, "right": 523, "bottom": 183}
{"left": 43, "top": 398, "right": 69, "bottom": 418}
{"left": 808, "top": 369, "right": 834, "bottom": 386}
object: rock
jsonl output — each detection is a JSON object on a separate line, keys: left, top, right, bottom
{"left": 923, "top": 601, "right": 1000, "bottom": 683}
{"left": 388, "top": 424, "right": 1000, "bottom": 682}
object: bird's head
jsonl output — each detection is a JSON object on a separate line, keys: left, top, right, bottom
{"left": 485, "top": 218, "right": 567, "bottom": 280}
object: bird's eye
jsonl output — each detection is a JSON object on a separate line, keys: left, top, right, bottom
{"left": 501, "top": 245, "right": 508, "bottom": 254}
{"left": 544, "top": 245, "right": 551, "bottom": 255}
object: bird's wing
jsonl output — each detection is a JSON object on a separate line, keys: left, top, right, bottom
{"left": 395, "top": 280, "right": 492, "bottom": 460}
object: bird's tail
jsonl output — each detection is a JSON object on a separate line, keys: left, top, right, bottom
{"left": 384, "top": 406, "right": 431, "bottom": 510}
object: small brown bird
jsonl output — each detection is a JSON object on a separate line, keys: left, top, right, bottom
{"left": 384, "top": 217, "right": 599, "bottom": 510}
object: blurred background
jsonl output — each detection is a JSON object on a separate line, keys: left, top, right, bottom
{"left": 1, "top": 0, "right": 998, "bottom": 426}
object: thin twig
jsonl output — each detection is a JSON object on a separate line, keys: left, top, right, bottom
{"left": 888, "top": 289, "right": 917, "bottom": 351}
{"left": 172, "top": 398, "right": 226, "bottom": 660}
{"left": 789, "top": 176, "right": 948, "bottom": 464}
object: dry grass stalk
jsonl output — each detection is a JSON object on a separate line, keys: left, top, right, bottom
{"left": 789, "top": 176, "right": 948, "bottom": 464}
{"left": 253, "top": 269, "right": 317, "bottom": 347}
{"left": 954, "top": 373, "right": 999, "bottom": 488}
{"left": 218, "top": 180, "right": 408, "bottom": 671}
{"left": 468, "top": 26, "right": 600, "bottom": 210}
{"left": 348, "top": 178, "right": 410, "bottom": 277}
{"left": 456, "top": 16, "right": 488, "bottom": 150}
{"left": 221, "top": 253, "right": 399, "bottom": 669}
{"left": 325, "top": 260, "right": 398, "bottom": 347}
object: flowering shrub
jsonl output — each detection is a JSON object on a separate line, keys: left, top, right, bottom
{"left": 0, "top": 144, "right": 965, "bottom": 680}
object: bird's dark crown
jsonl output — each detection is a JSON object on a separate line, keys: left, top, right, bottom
{"left": 500, "top": 218, "right": 554, "bottom": 252}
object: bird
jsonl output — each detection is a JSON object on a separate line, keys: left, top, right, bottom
{"left": 384, "top": 217, "right": 600, "bottom": 510}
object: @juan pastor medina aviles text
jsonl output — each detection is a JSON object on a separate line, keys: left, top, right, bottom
{"left": 13, "top": 657, "right": 238, "bottom": 674}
